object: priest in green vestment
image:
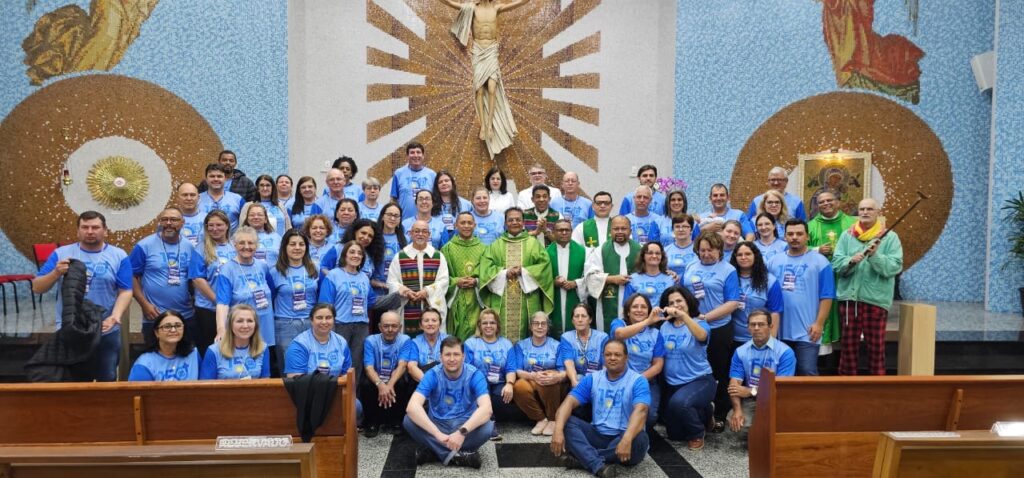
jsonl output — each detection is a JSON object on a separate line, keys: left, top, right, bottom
{"left": 478, "top": 207, "right": 554, "bottom": 341}
{"left": 807, "top": 191, "right": 857, "bottom": 348}
{"left": 546, "top": 219, "right": 587, "bottom": 339}
{"left": 441, "top": 212, "right": 487, "bottom": 340}
{"left": 584, "top": 216, "right": 641, "bottom": 332}
{"left": 572, "top": 191, "right": 613, "bottom": 253}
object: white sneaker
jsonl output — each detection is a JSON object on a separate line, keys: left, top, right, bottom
{"left": 531, "top": 419, "right": 548, "bottom": 435}
{"left": 542, "top": 420, "right": 557, "bottom": 436}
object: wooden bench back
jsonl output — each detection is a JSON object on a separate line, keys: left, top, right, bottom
{"left": 0, "top": 373, "right": 357, "bottom": 478}
{"left": 749, "top": 370, "right": 1024, "bottom": 477}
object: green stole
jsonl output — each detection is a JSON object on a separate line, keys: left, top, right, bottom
{"left": 807, "top": 211, "right": 857, "bottom": 344}
{"left": 598, "top": 240, "right": 641, "bottom": 329}
{"left": 546, "top": 241, "right": 586, "bottom": 339}
{"left": 441, "top": 236, "right": 487, "bottom": 340}
{"left": 581, "top": 218, "right": 611, "bottom": 248}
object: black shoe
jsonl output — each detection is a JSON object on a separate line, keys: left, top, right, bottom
{"left": 711, "top": 419, "right": 726, "bottom": 433}
{"left": 415, "top": 445, "right": 438, "bottom": 465}
{"left": 706, "top": 402, "right": 717, "bottom": 431}
{"left": 451, "top": 451, "right": 482, "bottom": 469}
{"left": 596, "top": 464, "right": 621, "bottom": 478}
{"left": 364, "top": 425, "right": 380, "bottom": 438}
{"left": 557, "top": 454, "right": 584, "bottom": 470}
{"left": 389, "top": 424, "right": 404, "bottom": 435}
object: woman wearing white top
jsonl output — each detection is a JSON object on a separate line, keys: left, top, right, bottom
{"left": 485, "top": 166, "right": 517, "bottom": 217}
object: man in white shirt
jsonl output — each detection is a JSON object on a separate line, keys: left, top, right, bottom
{"left": 517, "top": 163, "right": 562, "bottom": 209}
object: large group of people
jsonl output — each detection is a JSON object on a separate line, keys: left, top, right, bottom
{"left": 30, "top": 142, "right": 904, "bottom": 476}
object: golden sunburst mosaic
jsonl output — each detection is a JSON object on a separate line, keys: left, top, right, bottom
{"left": 365, "top": 0, "right": 601, "bottom": 191}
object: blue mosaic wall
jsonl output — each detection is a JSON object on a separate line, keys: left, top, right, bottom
{"left": 673, "top": 1, "right": 995, "bottom": 304}
{"left": 988, "top": 0, "right": 1024, "bottom": 314}
{"left": 0, "top": 0, "right": 287, "bottom": 270}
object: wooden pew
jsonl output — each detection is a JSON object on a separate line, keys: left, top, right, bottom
{"left": 0, "top": 372, "right": 357, "bottom": 478}
{"left": 873, "top": 430, "right": 1024, "bottom": 478}
{"left": 748, "top": 370, "right": 1024, "bottom": 477}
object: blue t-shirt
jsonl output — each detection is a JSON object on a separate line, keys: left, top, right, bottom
{"left": 260, "top": 201, "right": 289, "bottom": 236}
{"left": 683, "top": 260, "right": 741, "bottom": 329}
{"left": 609, "top": 319, "right": 665, "bottom": 374}
{"left": 199, "top": 345, "right": 271, "bottom": 379}
{"left": 359, "top": 201, "right": 384, "bottom": 221}
{"left": 318, "top": 244, "right": 376, "bottom": 279}
{"left": 664, "top": 242, "right": 698, "bottom": 279}
{"left": 193, "top": 243, "right": 236, "bottom": 310}
{"left": 309, "top": 241, "right": 330, "bottom": 267}
{"left": 619, "top": 190, "right": 665, "bottom": 217}
{"left": 438, "top": 197, "right": 473, "bottom": 232}
{"left": 128, "top": 349, "right": 200, "bottom": 381}
{"left": 551, "top": 196, "right": 594, "bottom": 229}
{"left": 40, "top": 243, "right": 132, "bottom": 333}
{"left": 748, "top": 191, "right": 807, "bottom": 222}
{"left": 286, "top": 201, "right": 323, "bottom": 231}
{"left": 214, "top": 259, "right": 276, "bottom": 345}
{"left": 181, "top": 211, "right": 206, "bottom": 248}
{"left": 401, "top": 216, "right": 447, "bottom": 249}
{"left": 318, "top": 268, "right": 375, "bottom": 324}
{"left": 400, "top": 332, "right": 450, "bottom": 366}
{"left": 284, "top": 329, "right": 353, "bottom": 375}
{"left": 198, "top": 191, "right": 245, "bottom": 230}
{"left": 469, "top": 210, "right": 505, "bottom": 245}
{"left": 364, "top": 333, "right": 411, "bottom": 382}
{"left": 390, "top": 165, "right": 437, "bottom": 220}
{"left": 699, "top": 208, "right": 754, "bottom": 237}
{"left": 508, "top": 337, "right": 563, "bottom": 372}
{"left": 556, "top": 329, "right": 609, "bottom": 376}
{"left": 269, "top": 265, "right": 319, "bottom": 320}
{"left": 729, "top": 337, "right": 796, "bottom": 387}
{"left": 313, "top": 195, "right": 354, "bottom": 223}
{"left": 733, "top": 274, "right": 784, "bottom": 342}
{"left": 129, "top": 235, "right": 198, "bottom": 320}
{"left": 254, "top": 230, "right": 281, "bottom": 265}
{"left": 464, "top": 336, "right": 515, "bottom": 384}
{"left": 570, "top": 368, "right": 651, "bottom": 435}
{"left": 767, "top": 251, "right": 836, "bottom": 343}
{"left": 659, "top": 319, "right": 712, "bottom": 386}
{"left": 754, "top": 238, "right": 788, "bottom": 264}
{"left": 622, "top": 272, "right": 675, "bottom": 306}
{"left": 625, "top": 212, "right": 664, "bottom": 244}
{"left": 415, "top": 363, "right": 489, "bottom": 421}
{"left": 658, "top": 220, "right": 701, "bottom": 248}
{"left": 381, "top": 233, "right": 403, "bottom": 276}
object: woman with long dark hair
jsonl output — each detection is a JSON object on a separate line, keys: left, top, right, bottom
{"left": 485, "top": 166, "right": 517, "bottom": 217}
{"left": 657, "top": 286, "right": 714, "bottom": 450}
{"left": 752, "top": 212, "right": 787, "bottom": 264}
{"left": 609, "top": 293, "right": 666, "bottom": 430}
{"left": 128, "top": 310, "right": 199, "bottom": 381}
{"left": 729, "top": 241, "right": 783, "bottom": 345}
{"left": 287, "top": 176, "right": 323, "bottom": 230}
{"left": 318, "top": 240, "right": 376, "bottom": 384}
{"left": 270, "top": 229, "right": 319, "bottom": 366}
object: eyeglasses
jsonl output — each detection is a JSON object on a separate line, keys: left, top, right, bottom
{"left": 158, "top": 323, "right": 184, "bottom": 331}
{"left": 158, "top": 217, "right": 183, "bottom": 223}
{"left": 529, "top": 171, "right": 545, "bottom": 176}
{"left": 530, "top": 321, "right": 548, "bottom": 326}
{"left": 411, "top": 229, "right": 431, "bottom": 234}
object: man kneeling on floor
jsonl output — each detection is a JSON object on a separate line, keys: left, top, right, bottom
{"left": 404, "top": 335, "right": 493, "bottom": 469}
{"left": 550, "top": 339, "right": 650, "bottom": 478}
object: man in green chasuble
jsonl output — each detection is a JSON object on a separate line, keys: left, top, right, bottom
{"left": 584, "top": 216, "right": 641, "bottom": 332}
{"left": 478, "top": 207, "right": 554, "bottom": 341}
{"left": 546, "top": 219, "right": 587, "bottom": 339}
{"left": 441, "top": 212, "right": 487, "bottom": 340}
{"left": 807, "top": 191, "right": 857, "bottom": 351}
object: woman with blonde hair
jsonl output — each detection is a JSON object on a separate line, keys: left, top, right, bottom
{"left": 757, "top": 190, "right": 789, "bottom": 239}
{"left": 199, "top": 304, "right": 270, "bottom": 379}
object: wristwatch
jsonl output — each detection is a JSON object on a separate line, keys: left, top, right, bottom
{"left": 750, "top": 386, "right": 758, "bottom": 397}
{"left": 458, "top": 427, "right": 469, "bottom": 436}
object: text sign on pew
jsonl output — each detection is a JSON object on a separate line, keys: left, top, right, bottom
{"left": 216, "top": 435, "right": 294, "bottom": 450}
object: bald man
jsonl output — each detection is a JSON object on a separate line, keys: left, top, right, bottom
{"left": 387, "top": 219, "right": 451, "bottom": 335}
{"left": 831, "top": 199, "right": 903, "bottom": 376}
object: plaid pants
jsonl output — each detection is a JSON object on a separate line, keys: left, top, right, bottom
{"left": 838, "top": 301, "right": 888, "bottom": 375}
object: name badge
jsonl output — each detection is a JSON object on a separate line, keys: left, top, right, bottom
{"left": 351, "top": 293, "right": 365, "bottom": 316}
{"left": 167, "top": 258, "right": 181, "bottom": 285}
{"left": 251, "top": 282, "right": 270, "bottom": 310}
{"left": 782, "top": 272, "right": 797, "bottom": 291}
{"left": 691, "top": 276, "right": 705, "bottom": 300}
{"left": 255, "top": 249, "right": 267, "bottom": 261}
{"left": 738, "top": 292, "right": 747, "bottom": 310}
{"left": 379, "top": 358, "right": 393, "bottom": 383}
{"left": 486, "top": 362, "right": 501, "bottom": 384}
{"left": 85, "top": 269, "right": 93, "bottom": 293}
{"left": 291, "top": 277, "right": 307, "bottom": 311}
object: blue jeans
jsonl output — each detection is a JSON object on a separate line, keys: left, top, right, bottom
{"left": 275, "top": 318, "right": 310, "bottom": 371}
{"left": 403, "top": 415, "right": 494, "bottom": 461}
{"left": 488, "top": 382, "right": 527, "bottom": 422}
{"left": 785, "top": 340, "right": 820, "bottom": 376}
{"left": 663, "top": 374, "right": 716, "bottom": 441}
{"left": 647, "top": 379, "right": 660, "bottom": 430}
{"left": 334, "top": 322, "right": 369, "bottom": 385}
{"left": 564, "top": 415, "right": 649, "bottom": 474}
{"left": 92, "top": 329, "right": 121, "bottom": 382}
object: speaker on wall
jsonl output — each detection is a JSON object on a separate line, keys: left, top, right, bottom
{"left": 971, "top": 51, "right": 996, "bottom": 92}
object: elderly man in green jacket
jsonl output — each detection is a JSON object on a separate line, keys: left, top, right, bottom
{"left": 831, "top": 198, "right": 903, "bottom": 376}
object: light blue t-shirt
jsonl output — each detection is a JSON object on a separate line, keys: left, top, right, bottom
{"left": 551, "top": 196, "right": 594, "bottom": 229}
{"left": 625, "top": 212, "right": 664, "bottom": 244}
{"left": 683, "top": 260, "right": 741, "bottom": 329}
{"left": 570, "top": 368, "right": 651, "bottom": 435}
{"left": 254, "top": 230, "right": 281, "bottom": 265}
{"left": 363, "top": 333, "right": 411, "bottom": 382}
{"left": 318, "top": 244, "right": 376, "bottom": 279}
{"left": 609, "top": 319, "right": 665, "bottom": 374}
{"left": 214, "top": 259, "right": 276, "bottom": 345}
{"left": 658, "top": 219, "right": 701, "bottom": 248}
{"left": 128, "top": 349, "right": 200, "bottom": 381}
{"left": 269, "top": 265, "right": 319, "bottom": 320}
{"left": 401, "top": 215, "right": 447, "bottom": 249}
{"left": 129, "top": 234, "right": 198, "bottom": 320}
{"left": 622, "top": 272, "right": 675, "bottom": 306}
{"left": 664, "top": 242, "right": 698, "bottom": 279}
{"left": 733, "top": 274, "right": 784, "bottom": 342}
{"left": 464, "top": 336, "right": 515, "bottom": 384}
{"left": 390, "top": 165, "right": 437, "bottom": 220}
{"left": 198, "top": 191, "right": 245, "bottom": 230}
{"left": 767, "top": 251, "right": 836, "bottom": 344}
{"left": 193, "top": 243, "right": 236, "bottom": 310}
{"left": 260, "top": 201, "right": 288, "bottom": 236}
{"left": 699, "top": 208, "right": 754, "bottom": 237}
{"left": 400, "top": 332, "right": 450, "bottom": 366}
{"left": 754, "top": 238, "right": 788, "bottom": 264}
{"left": 556, "top": 329, "right": 609, "bottom": 376}
{"left": 181, "top": 211, "right": 206, "bottom": 247}
{"left": 40, "top": 243, "right": 132, "bottom": 333}
{"left": 285, "top": 199, "right": 323, "bottom": 231}
{"left": 381, "top": 233, "right": 403, "bottom": 275}
{"left": 469, "top": 210, "right": 505, "bottom": 245}
{"left": 415, "top": 363, "right": 489, "bottom": 421}
{"left": 508, "top": 337, "right": 563, "bottom": 372}
{"left": 620, "top": 190, "right": 665, "bottom": 217}
{"left": 659, "top": 319, "right": 712, "bottom": 386}
{"left": 309, "top": 241, "right": 330, "bottom": 267}
{"left": 314, "top": 194, "right": 358, "bottom": 222}
{"left": 729, "top": 337, "right": 796, "bottom": 387}
{"left": 438, "top": 197, "right": 473, "bottom": 232}
{"left": 199, "top": 345, "right": 270, "bottom": 379}
{"left": 359, "top": 201, "right": 384, "bottom": 221}
{"left": 284, "top": 329, "right": 352, "bottom": 376}
{"left": 318, "top": 268, "right": 375, "bottom": 324}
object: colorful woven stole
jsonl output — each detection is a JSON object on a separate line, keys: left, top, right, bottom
{"left": 503, "top": 239, "right": 524, "bottom": 340}
{"left": 398, "top": 249, "right": 441, "bottom": 335}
